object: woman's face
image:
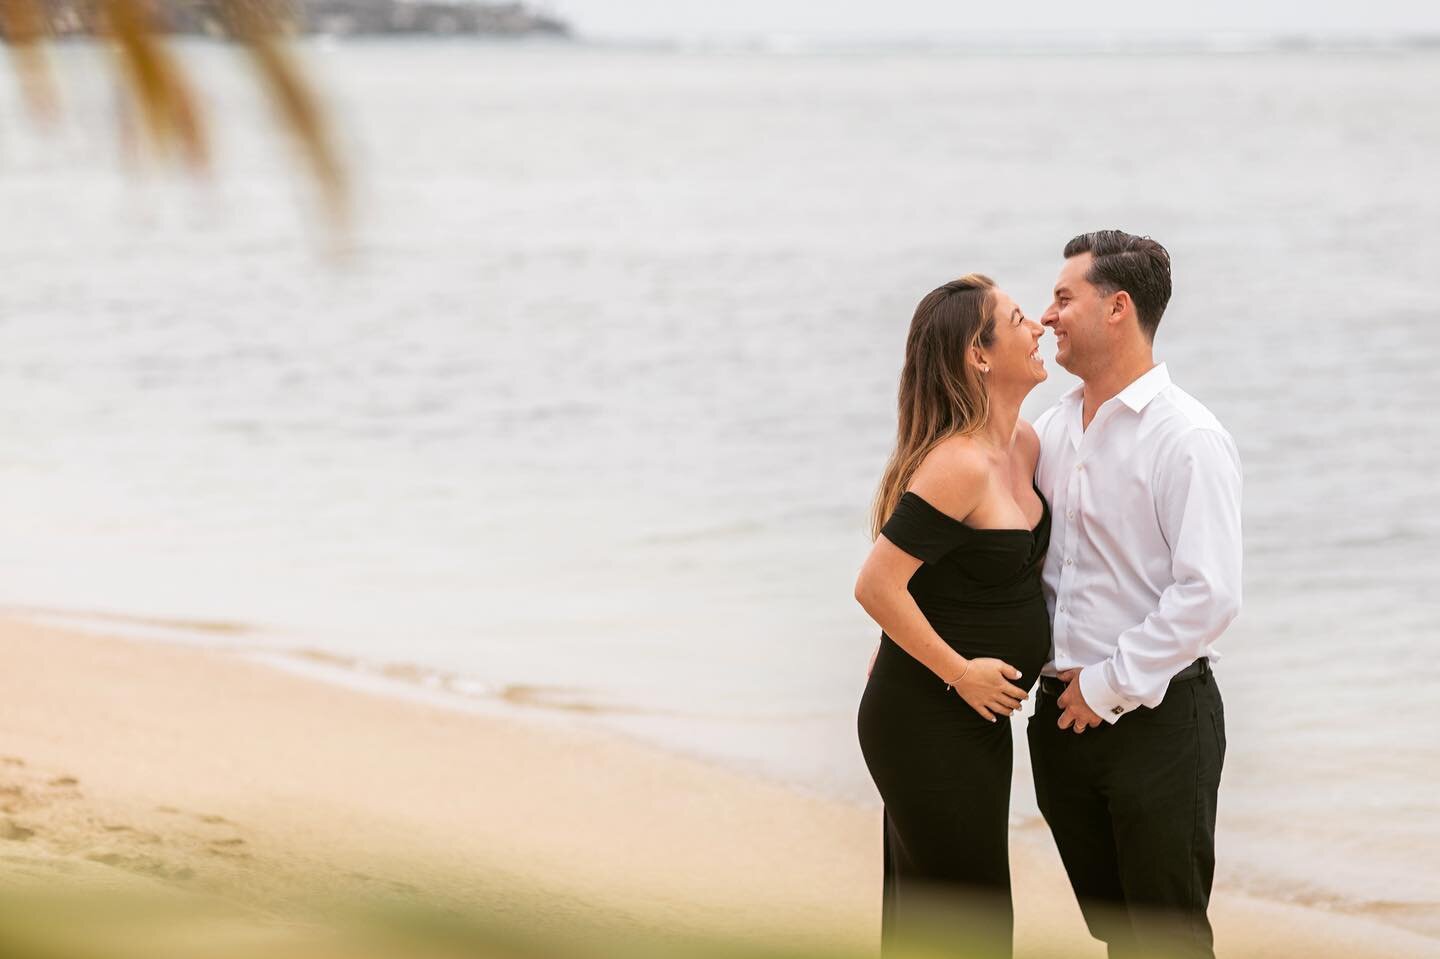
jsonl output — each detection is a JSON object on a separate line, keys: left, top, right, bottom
{"left": 983, "top": 289, "right": 1047, "bottom": 387}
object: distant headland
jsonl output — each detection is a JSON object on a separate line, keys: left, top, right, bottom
{"left": 19, "top": 1, "right": 573, "bottom": 39}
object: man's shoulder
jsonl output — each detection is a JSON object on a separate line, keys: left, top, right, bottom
{"left": 1149, "top": 382, "right": 1231, "bottom": 439}
{"left": 1031, "top": 395, "right": 1070, "bottom": 440}
{"left": 1147, "top": 383, "right": 1242, "bottom": 471}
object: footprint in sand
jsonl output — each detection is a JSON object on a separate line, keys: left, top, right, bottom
{"left": 86, "top": 852, "right": 196, "bottom": 882}
{"left": 205, "top": 838, "right": 251, "bottom": 861}
{"left": 0, "top": 763, "right": 82, "bottom": 816}
{"left": 102, "top": 824, "right": 161, "bottom": 844}
{"left": 1, "top": 820, "right": 36, "bottom": 841}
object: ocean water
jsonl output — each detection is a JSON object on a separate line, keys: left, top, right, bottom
{"left": 0, "top": 41, "right": 1437, "bottom": 937}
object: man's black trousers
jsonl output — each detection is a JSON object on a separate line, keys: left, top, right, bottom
{"left": 1028, "top": 671, "right": 1226, "bottom": 959}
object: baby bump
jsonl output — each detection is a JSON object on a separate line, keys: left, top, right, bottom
{"left": 951, "top": 603, "right": 1050, "bottom": 692}
{"left": 867, "top": 597, "right": 1051, "bottom": 695}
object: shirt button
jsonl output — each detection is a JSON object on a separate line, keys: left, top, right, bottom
{"left": 1066, "top": 510, "right": 1074, "bottom": 519}
{"left": 1058, "top": 605, "right": 1066, "bottom": 613}
{"left": 1065, "top": 557, "right": 1074, "bottom": 566}
{"left": 1076, "top": 464, "right": 1084, "bottom": 472}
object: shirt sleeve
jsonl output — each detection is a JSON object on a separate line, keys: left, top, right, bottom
{"left": 1079, "top": 427, "right": 1244, "bottom": 722}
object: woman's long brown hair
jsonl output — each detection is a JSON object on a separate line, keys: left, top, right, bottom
{"left": 869, "top": 275, "right": 998, "bottom": 539}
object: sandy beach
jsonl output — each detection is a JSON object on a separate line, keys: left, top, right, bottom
{"left": 0, "top": 615, "right": 1432, "bottom": 958}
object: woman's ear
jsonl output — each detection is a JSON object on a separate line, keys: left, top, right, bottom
{"left": 970, "top": 346, "right": 991, "bottom": 375}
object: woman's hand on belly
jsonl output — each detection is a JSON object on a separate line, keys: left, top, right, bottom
{"left": 951, "top": 658, "right": 1029, "bottom": 723}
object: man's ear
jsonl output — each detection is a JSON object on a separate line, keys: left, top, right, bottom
{"left": 1108, "top": 290, "right": 1133, "bottom": 326}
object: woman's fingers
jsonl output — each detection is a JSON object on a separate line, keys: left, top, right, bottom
{"left": 973, "top": 704, "right": 997, "bottom": 722}
{"left": 983, "top": 696, "right": 1027, "bottom": 717}
{"left": 1001, "top": 682, "right": 1028, "bottom": 700}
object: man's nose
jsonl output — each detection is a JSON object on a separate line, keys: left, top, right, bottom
{"left": 1041, "top": 307, "right": 1059, "bottom": 328}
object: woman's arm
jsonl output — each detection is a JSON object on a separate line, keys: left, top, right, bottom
{"left": 854, "top": 537, "right": 968, "bottom": 680}
{"left": 854, "top": 442, "right": 1029, "bottom": 720}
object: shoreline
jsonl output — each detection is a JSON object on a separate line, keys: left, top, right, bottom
{"left": 0, "top": 614, "right": 1435, "bottom": 956}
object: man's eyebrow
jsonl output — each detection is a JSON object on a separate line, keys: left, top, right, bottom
{"left": 1054, "top": 285, "right": 1071, "bottom": 297}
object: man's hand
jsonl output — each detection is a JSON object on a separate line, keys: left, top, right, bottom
{"left": 1056, "top": 668, "right": 1105, "bottom": 734}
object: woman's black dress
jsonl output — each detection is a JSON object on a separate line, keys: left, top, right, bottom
{"left": 857, "top": 488, "right": 1051, "bottom": 958}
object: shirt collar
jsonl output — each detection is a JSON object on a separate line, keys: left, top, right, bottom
{"left": 1115, "top": 362, "right": 1171, "bottom": 412}
{"left": 1055, "top": 362, "right": 1169, "bottom": 427}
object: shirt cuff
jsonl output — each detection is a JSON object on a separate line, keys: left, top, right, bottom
{"left": 1078, "top": 664, "right": 1141, "bottom": 725}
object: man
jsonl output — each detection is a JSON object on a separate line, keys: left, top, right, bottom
{"left": 1028, "top": 230, "right": 1243, "bottom": 959}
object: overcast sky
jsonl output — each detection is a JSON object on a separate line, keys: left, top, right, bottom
{"left": 547, "top": 0, "right": 1440, "bottom": 42}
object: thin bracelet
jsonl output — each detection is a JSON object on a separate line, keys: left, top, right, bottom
{"left": 944, "top": 661, "right": 971, "bottom": 691}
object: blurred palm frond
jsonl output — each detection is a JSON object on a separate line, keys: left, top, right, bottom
{"left": 0, "top": 0, "right": 61, "bottom": 122}
{"left": 1, "top": 0, "right": 349, "bottom": 228}
{"left": 218, "top": 0, "right": 349, "bottom": 227}
{"left": 103, "top": 0, "right": 210, "bottom": 170}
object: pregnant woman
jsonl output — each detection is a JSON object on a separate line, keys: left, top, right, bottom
{"left": 855, "top": 274, "right": 1050, "bottom": 959}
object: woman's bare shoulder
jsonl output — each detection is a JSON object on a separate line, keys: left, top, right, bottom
{"left": 908, "top": 435, "right": 990, "bottom": 520}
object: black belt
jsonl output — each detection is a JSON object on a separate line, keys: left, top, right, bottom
{"left": 1038, "top": 657, "right": 1209, "bottom": 698}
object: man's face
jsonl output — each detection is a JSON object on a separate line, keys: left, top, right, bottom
{"left": 1041, "top": 253, "right": 1111, "bottom": 377}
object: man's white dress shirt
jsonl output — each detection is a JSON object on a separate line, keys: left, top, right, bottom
{"left": 1033, "top": 363, "right": 1243, "bottom": 723}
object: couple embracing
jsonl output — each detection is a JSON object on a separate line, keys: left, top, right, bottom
{"left": 855, "top": 230, "right": 1242, "bottom": 959}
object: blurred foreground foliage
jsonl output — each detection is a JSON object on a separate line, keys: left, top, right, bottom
{"left": 0, "top": 0, "right": 348, "bottom": 227}
{"left": 0, "top": 884, "right": 883, "bottom": 959}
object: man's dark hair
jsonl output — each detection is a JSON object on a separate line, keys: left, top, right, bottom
{"left": 1063, "top": 230, "right": 1172, "bottom": 340}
